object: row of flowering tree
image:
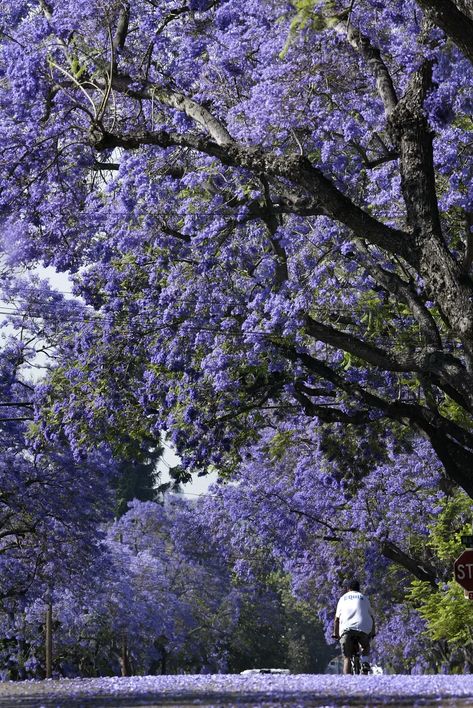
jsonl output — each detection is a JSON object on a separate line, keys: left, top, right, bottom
{"left": 0, "top": 0, "right": 473, "bottom": 675}
{"left": 0, "top": 498, "right": 243, "bottom": 679}
{"left": 0, "top": 303, "right": 471, "bottom": 674}
{"left": 1, "top": 427, "right": 472, "bottom": 675}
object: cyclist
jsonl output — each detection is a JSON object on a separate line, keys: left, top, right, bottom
{"left": 333, "top": 579, "right": 375, "bottom": 675}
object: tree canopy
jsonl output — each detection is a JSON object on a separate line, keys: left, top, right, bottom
{"left": 1, "top": 0, "right": 472, "bottom": 493}
{"left": 0, "top": 0, "right": 473, "bottom": 677}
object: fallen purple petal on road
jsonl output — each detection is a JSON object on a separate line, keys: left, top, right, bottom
{"left": 1, "top": 674, "right": 473, "bottom": 706}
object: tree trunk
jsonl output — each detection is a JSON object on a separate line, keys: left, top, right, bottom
{"left": 119, "top": 634, "right": 132, "bottom": 677}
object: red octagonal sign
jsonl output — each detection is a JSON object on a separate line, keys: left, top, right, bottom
{"left": 454, "top": 550, "right": 473, "bottom": 591}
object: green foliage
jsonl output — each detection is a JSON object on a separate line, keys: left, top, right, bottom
{"left": 427, "top": 491, "right": 472, "bottom": 562}
{"left": 407, "top": 579, "right": 473, "bottom": 648}
{"left": 227, "top": 572, "right": 333, "bottom": 673}
{"left": 266, "top": 430, "right": 296, "bottom": 461}
{"left": 68, "top": 55, "right": 87, "bottom": 81}
{"left": 405, "top": 491, "right": 473, "bottom": 665}
{"left": 280, "top": 1, "right": 346, "bottom": 58}
{"left": 114, "top": 444, "right": 164, "bottom": 516}
{"left": 439, "top": 395, "right": 473, "bottom": 431}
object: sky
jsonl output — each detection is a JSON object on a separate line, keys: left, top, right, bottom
{"left": 157, "top": 439, "right": 218, "bottom": 497}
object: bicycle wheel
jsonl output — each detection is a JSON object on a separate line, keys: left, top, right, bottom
{"left": 351, "top": 655, "right": 361, "bottom": 674}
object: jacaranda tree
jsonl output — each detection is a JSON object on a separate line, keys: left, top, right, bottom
{"left": 0, "top": 315, "right": 120, "bottom": 679}
{"left": 0, "top": 312, "right": 116, "bottom": 601}
{"left": 1, "top": 0, "right": 472, "bottom": 496}
{"left": 0, "top": 497, "right": 243, "bottom": 679}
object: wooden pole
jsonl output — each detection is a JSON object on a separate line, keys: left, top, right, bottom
{"left": 45, "top": 600, "right": 52, "bottom": 679}
{"left": 120, "top": 634, "right": 131, "bottom": 676}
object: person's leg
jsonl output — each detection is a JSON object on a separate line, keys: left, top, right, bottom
{"left": 340, "top": 633, "right": 354, "bottom": 675}
{"left": 359, "top": 633, "right": 371, "bottom": 656}
{"left": 359, "top": 633, "right": 371, "bottom": 673}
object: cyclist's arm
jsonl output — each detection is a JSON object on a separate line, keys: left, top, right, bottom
{"left": 333, "top": 616, "right": 340, "bottom": 640}
{"left": 366, "top": 598, "right": 376, "bottom": 638}
{"left": 370, "top": 614, "right": 376, "bottom": 638}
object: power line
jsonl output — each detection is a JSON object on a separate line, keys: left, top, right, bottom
{"left": 0, "top": 312, "right": 463, "bottom": 350}
{"left": 0, "top": 291, "right": 464, "bottom": 349}
{"left": 165, "top": 490, "right": 215, "bottom": 498}
{"left": 0, "top": 293, "right": 455, "bottom": 323}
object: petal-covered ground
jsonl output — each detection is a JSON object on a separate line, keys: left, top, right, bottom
{"left": 1, "top": 674, "right": 473, "bottom": 706}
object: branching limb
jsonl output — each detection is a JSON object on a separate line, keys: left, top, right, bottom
{"left": 415, "top": 0, "right": 473, "bottom": 63}
{"left": 260, "top": 176, "right": 288, "bottom": 286}
{"left": 380, "top": 540, "right": 437, "bottom": 585}
{"left": 267, "top": 490, "right": 357, "bottom": 535}
{"left": 106, "top": 74, "right": 235, "bottom": 146}
{"left": 91, "top": 127, "right": 412, "bottom": 261}
{"left": 357, "top": 241, "right": 442, "bottom": 349}
{"left": 389, "top": 58, "right": 473, "bottom": 353}
{"left": 303, "top": 314, "right": 473, "bottom": 411}
{"left": 344, "top": 22, "right": 398, "bottom": 115}
{"left": 113, "top": 3, "right": 130, "bottom": 56}
{"left": 39, "top": 0, "right": 53, "bottom": 21}
{"left": 279, "top": 343, "right": 473, "bottom": 494}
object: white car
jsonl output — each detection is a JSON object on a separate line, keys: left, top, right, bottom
{"left": 240, "top": 668, "right": 290, "bottom": 675}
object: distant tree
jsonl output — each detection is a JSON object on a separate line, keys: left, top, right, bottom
{"left": 227, "top": 574, "right": 333, "bottom": 674}
{"left": 5, "top": 499, "right": 241, "bottom": 678}
{"left": 0, "top": 319, "right": 116, "bottom": 679}
{"left": 113, "top": 443, "right": 163, "bottom": 517}
{"left": 0, "top": 330, "right": 115, "bottom": 604}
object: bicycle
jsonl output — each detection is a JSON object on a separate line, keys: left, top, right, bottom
{"left": 332, "top": 633, "right": 371, "bottom": 675}
{"left": 350, "top": 642, "right": 370, "bottom": 675}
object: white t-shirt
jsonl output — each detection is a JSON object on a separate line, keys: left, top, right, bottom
{"left": 336, "top": 591, "right": 374, "bottom": 635}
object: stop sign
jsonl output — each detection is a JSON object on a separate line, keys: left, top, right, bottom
{"left": 454, "top": 549, "right": 473, "bottom": 591}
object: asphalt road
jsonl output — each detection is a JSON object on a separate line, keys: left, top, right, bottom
{"left": 0, "top": 673, "right": 472, "bottom": 707}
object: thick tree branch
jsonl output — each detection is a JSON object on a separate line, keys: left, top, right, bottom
{"left": 39, "top": 0, "right": 53, "bottom": 21}
{"left": 260, "top": 176, "right": 288, "bottom": 286}
{"left": 279, "top": 343, "right": 473, "bottom": 494}
{"left": 106, "top": 74, "right": 235, "bottom": 147}
{"left": 0, "top": 417, "right": 33, "bottom": 422}
{"left": 113, "top": 4, "right": 130, "bottom": 55}
{"left": 390, "top": 60, "right": 473, "bottom": 351}
{"left": 91, "top": 127, "right": 412, "bottom": 261}
{"left": 380, "top": 540, "right": 437, "bottom": 585}
{"left": 304, "top": 315, "right": 473, "bottom": 411}
{"left": 92, "top": 161, "right": 120, "bottom": 171}
{"left": 390, "top": 61, "right": 442, "bottom": 240}
{"left": 416, "top": 0, "right": 473, "bottom": 64}
{"left": 293, "top": 393, "right": 374, "bottom": 424}
{"left": 345, "top": 23, "right": 398, "bottom": 115}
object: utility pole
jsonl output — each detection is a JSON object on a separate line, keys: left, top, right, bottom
{"left": 45, "top": 599, "right": 53, "bottom": 678}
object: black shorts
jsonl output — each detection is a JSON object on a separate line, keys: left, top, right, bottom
{"left": 340, "top": 630, "right": 370, "bottom": 658}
